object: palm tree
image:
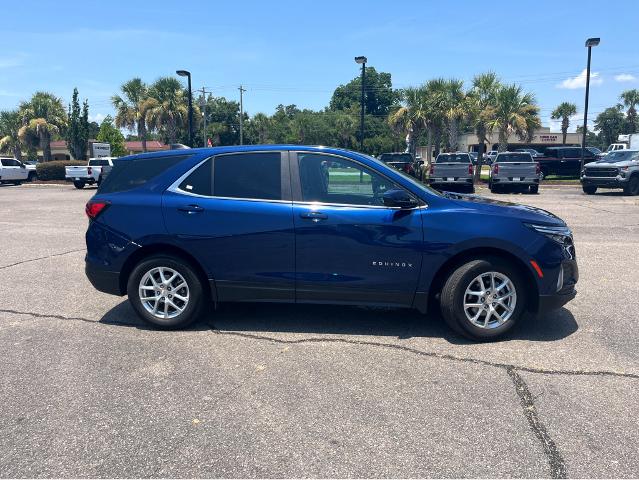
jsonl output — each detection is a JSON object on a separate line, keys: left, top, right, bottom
{"left": 145, "top": 77, "right": 190, "bottom": 144}
{"left": 388, "top": 87, "right": 428, "bottom": 156}
{"left": 250, "top": 113, "right": 272, "bottom": 144}
{"left": 112, "top": 78, "right": 152, "bottom": 152}
{"left": 0, "top": 110, "right": 25, "bottom": 160}
{"left": 551, "top": 102, "right": 578, "bottom": 144}
{"left": 619, "top": 89, "right": 639, "bottom": 133}
{"left": 467, "top": 72, "right": 500, "bottom": 178}
{"left": 488, "top": 84, "right": 541, "bottom": 152}
{"left": 441, "top": 79, "right": 466, "bottom": 151}
{"left": 18, "top": 92, "right": 67, "bottom": 161}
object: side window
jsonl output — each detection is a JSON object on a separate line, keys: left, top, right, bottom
{"left": 7, "top": 159, "right": 19, "bottom": 166}
{"left": 298, "top": 153, "right": 399, "bottom": 207}
{"left": 179, "top": 158, "right": 212, "bottom": 196}
{"left": 213, "top": 152, "right": 282, "bottom": 200}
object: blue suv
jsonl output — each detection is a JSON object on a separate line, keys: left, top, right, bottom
{"left": 85, "top": 146, "right": 578, "bottom": 340}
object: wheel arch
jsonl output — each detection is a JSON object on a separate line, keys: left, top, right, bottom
{"left": 426, "top": 246, "right": 539, "bottom": 313}
{"left": 119, "top": 243, "right": 215, "bottom": 301}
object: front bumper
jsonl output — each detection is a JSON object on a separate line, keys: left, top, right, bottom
{"left": 538, "top": 286, "right": 577, "bottom": 313}
{"left": 85, "top": 259, "right": 122, "bottom": 296}
{"left": 581, "top": 176, "right": 627, "bottom": 188}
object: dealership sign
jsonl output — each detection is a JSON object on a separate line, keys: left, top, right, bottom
{"left": 537, "top": 135, "right": 558, "bottom": 142}
{"left": 90, "top": 142, "right": 111, "bottom": 157}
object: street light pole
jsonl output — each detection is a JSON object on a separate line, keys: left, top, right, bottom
{"left": 355, "top": 56, "right": 367, "bottom": 152}
{"left": 176, "top": 70, "right": 193, "bottom": 147}
{"left": 238, "top": 85, "right": 246, "bottom": 145}
{"left": 580, "top": 38, "right": 600, "bottom": 174}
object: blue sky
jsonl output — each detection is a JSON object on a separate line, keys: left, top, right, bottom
{"left": 1, "top": 0, "right": 638, "bottom": 132}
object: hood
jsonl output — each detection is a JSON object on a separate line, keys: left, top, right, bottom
{"left": 442, "top": 192, "right": 566, "bottom": 226}
{"left": 588, "top": 159, "right": 639, "bottom": 168}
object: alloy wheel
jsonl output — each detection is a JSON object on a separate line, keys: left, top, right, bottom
{"left": 138, "top": 267, "right": 190, "bottom": 319}
{"left": 463, "top": 271, "right": 517, "bottom": 329}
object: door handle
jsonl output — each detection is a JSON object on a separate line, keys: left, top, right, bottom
{"left": 300, "top": 211, "right": 328, "bottom": 221}
{"left": 178, "top": 204, "right": 204, "bottom": 213}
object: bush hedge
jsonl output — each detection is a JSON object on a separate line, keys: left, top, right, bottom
{"left": 35, "top": 161, "right": 85, "bottom": 181}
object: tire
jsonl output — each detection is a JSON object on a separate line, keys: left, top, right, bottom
{"left": 73, "top": 180, "right": 85, "bottom": 189}
{"left": 468, "top": 185, "right": 475, "bottom": 194}
{"left": 13, "top": 180, "right": 22, "bottom": 185}
{"left": 623, "top": 175, "right": 639, "bottom": 196}
{"left": 127, "top": 255, "right": 206, "bottom": 329}
{"left": 27, "top": 172, "right": 37, "bottom": 182}
{"left": 582, "top": 185, "right": 597, "bottom": 195}
{"left": 440, "top": 257, "right": 527, "bottom": 341}
{"left": 529, "top": 185, "right": 539, "bottom": 194}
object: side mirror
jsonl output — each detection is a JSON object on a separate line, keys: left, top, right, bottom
{"left": 382, "top": 189, "right": 418, "bottom": 209}
{"left": 20, "top": 163, "right": 26, "bottom": 168}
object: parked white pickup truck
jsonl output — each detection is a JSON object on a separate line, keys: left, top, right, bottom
{"left": 488, "top": 152, "right": 541, "bottom": 194}
{"left": 0, "top": 157, "right": 36, "bottom": 184}
{"left": 65, "top": 157, "right": 116, "bottom": 189}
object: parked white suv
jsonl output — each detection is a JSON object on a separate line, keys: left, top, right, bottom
{"left": 0, "top": 158, "right": 31, "bottom": 184}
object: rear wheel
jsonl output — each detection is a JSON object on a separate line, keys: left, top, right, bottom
{"left": 440, "top": 257, "right": 526, "bottom": 341}
{"left": 12, "top": 180, "right": 22, "bottom": 185}
{"left": 529, "top": 185, "right": 539, "bottom": 194}
{"left": 127, "top": 255, "right": 206, "bottom": 329}
{"left": 623, "top": 175, "right": 639, "bottom": 196}
{"left": 73, "top": 180, "right": 85, "bottom": 189}
{"left": 582, "top": 185, "right": 597, "bottom": 195}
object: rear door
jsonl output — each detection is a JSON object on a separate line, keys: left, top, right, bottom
{"left": 291, "top": 152, "right": 423, "bottom": 306}
{"left": 163, "top": 151, "right": 295, "bottom": 302}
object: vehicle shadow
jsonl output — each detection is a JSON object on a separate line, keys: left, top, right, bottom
{"left": 99, "top": 300, "right": 578, "bottom": 344}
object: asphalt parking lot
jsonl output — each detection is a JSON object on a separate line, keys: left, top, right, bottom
{"left": 1, "top": 183, "right": 638, "bottom": 478}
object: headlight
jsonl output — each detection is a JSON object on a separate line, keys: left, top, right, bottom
{"left": 525, "top": 223, "right": 574, "bottom": 258}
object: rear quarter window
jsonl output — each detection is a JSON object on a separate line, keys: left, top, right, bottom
{"left": 97, "top": 154, "right": 192, "bottom": 194}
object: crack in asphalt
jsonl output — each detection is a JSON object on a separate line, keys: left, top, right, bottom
{"left": 506, "top": 367, "right": 567, "bottom": 478}
{"left": 2, "top": 307, "right": 638, "bottom": 478}
{"left": 0, "top": 248, "right": 85, "bottom": 270}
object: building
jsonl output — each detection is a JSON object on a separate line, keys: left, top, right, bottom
{"left": 416, "top": 127, "right": 584, "bottom": 159}
{"left": 460, "top": 127, "right": 583, "bottom": 153}
{"left": 40, "top": 140, "right": 169, "bottom": 160}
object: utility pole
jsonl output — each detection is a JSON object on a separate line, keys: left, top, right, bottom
{"left": 238, "top": 85, "right": 246, "bottom": 145}
{"left": 198, "top": 87, "right": 210, "bottom": 147}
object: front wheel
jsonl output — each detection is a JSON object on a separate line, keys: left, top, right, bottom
{"left": 529, "top": 185, "right": 539, "bottom": 194}
{"left": 73, "top": 180, "right": 85, "bottom": 189}
{"left": 440, "top": 257, "right": 526, "bottom": 341}
{"left": 127, "top": 255, "right": 206, "bottom": 329}
{"left": 623, "top": 175, "right": 639, "bottom": 196}
{"left": 582, "top": 185, "right": 597, "bottom": 195}
{"left": 27, "top": 172, "right": 37, "bottom": 182}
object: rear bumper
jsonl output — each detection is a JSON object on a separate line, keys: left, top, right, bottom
{"left": 85, "top": 260, "right": 122, "bottom": 296}
{"left": 428, "top": 178, "right": 474, "bottom": 185}
{"left": 492, "top": 177, "right": 539, "bottom": 185}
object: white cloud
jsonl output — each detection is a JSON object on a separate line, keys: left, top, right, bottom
{"left": 557, "top": 69, "right": 603, "bottom": 89}
{"left": 89, "top": 113, "right": 106, "bottom": 123}
{"left": 614, "top": 73, "right": 637, "bottom": 82}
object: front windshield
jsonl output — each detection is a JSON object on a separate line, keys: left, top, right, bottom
{"left": 603, "top": 151, "right": 639, "bottom": 163}
{"left": 379, "top": 153, "right": 412, "bottom": 163}
{"left": 363, "top": 154, "right": 443, "bottom": 197}
{"left": 435, "top": 154, "right": 470, "bottom": 163}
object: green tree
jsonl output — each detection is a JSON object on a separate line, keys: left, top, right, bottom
{"left": 467, "top": 72, "right": 501, "bottom": 178}
{"left": 329, "top": 67, "right": 399, "bottom": 116}
{"left": 112, "top": 78, "right": 152, "bottom": 152}
{"left": 245, "top": 112, "right": 272, "bottom": 144}
{"left": 0, "top": 110, "right": 25, "bottom": 160}
{"left": 594, "top": 106, "right": 625, "bottom": 147}
{"left": 488, "top": 84, "right": 541, "bottom": 151}
{"left": 145, "top": 77, "right": 191, "bottom": 144}
{"left": 66, "top": 88, "right": 90, "bottom": 160}
{"left": 441, "top": 79, "right": 467, "bottom": 151}
{"left": 619, "top": 89, "right": 639, "bottom": 134}
{"left": 551, "top": 102, "right": 578, "bottom": 144}
{"left": 96, "top": 115, "right": 126, "bottom": 156}
{"left": 199, "top": 94, "right": 243, "bottom": 146}
{"left": 388, "top": 87, "right": 429, "bottom": 156}
{"left": 18, "top": 91, "right": 67, "bottom": 161}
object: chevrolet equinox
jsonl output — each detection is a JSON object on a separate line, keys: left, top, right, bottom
{"left": 85, "top": 146, "right": 578, "bottom": 340}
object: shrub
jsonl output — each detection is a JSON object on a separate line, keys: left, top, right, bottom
{"left": 35, "top": 160, "right": 85, "bottom": 181}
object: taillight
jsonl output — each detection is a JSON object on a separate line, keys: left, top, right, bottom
{"left": 85, "top": 201, "right": 109, "bottom": 219}
{"left": 535, "top": 162, "right": 540, "bottom": 175}
{"left": 493, "top": 163, "right": 499, "bottom": 174}
{"left": 87, "top": 166, "right": 92, "bottom": 175}
{"left": 429, "top": 164, "right": 435, "bottom": 175}
{"left": 468, "top": 163, "right": 473, "bottom": 175}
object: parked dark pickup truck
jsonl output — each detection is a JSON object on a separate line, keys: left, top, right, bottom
{"left": 378, "top": 152, "right": 416, "bottom": 177}
{"left": 537, "top": 146, "right": 597, "bottom": 178}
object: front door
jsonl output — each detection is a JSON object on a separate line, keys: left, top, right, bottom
{"left": 163, "top": 151, "right": 295, "bottom": 302}
{"left": 1, "top": 159, "right": 19, "bottom": 180}
{"left": 291, "top": 152, "right": 423, "bottom": 307}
